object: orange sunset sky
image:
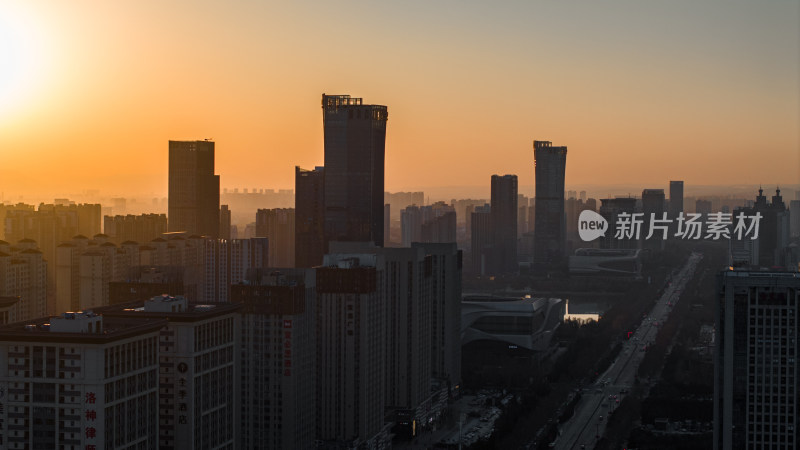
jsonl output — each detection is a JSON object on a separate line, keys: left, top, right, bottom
{"left": 1, "top": 0, "right": 798, "bottom": 200}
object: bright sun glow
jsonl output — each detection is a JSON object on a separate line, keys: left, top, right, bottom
{"left": 0, "top": 4, "right": 45, "bottom": 118}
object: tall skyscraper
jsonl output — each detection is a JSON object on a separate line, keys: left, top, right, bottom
{"left": 669, "top": 180, "right": 684, "bottom": 218}
{"left": 219, "top": 204, "right": 232, "bottom": 240}
{"left": 322, "top": 94, "right": 388, "bottom": 249}
{"left": 714, "top": 270, "right": 800, "bottom": 450}
{"left": 383, "top": 204, "right": 391, "bottom": 246}
{"left": 412, "top": 242, "right": 462, "bottom": 391}
{"left": 295, "top": 166, "right": 325, "bottom": 268}
{"left": 790, "top": 200, "right": 800, "bottom": 238}
{"left": 328, "top": 243, "right": 432, "bottom": 419}
{"left": 231, "top": 269, "right": 316, "bottom": 450}
{"left": 728, "top": 188, "right": 790, "bottom": 269}
{"left": 470, "top": 204, "right": 491, "bottom": 275}
{"left": 315, "top": 253, "right": 391, "bottom": 448}
{"left": 168, "top": 140, "right": 220, "bottom": 238}
{"left": 533, "top": 140, "right": 567, "bottom": 271}
{"left": 642, "top": 188, "right": 666, "bottom": 249}
{"left": 491, "top": 174, "right": 518, "bottom": 273}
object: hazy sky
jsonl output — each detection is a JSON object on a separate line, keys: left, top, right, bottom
{"left": 1, "top": 0, "right": 798, "bottom": 199}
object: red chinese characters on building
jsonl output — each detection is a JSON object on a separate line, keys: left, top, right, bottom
{"left": 283, "top": 319, "right": 292, "bottom": 376}
{"left": 84, "top": 391, "right": 97, "bottom": 447}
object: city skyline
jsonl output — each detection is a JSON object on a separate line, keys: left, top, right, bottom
{"left": 1, "top": 1, "right": 798, "bottom": 199}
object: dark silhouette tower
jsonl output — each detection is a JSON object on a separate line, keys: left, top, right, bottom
{"left": 322, "top": 94, "right": 388, "bottom": 249}
{"left": 669, "top": 181, "right": 684, "bottom": 217}
{"left": 491, "top": 175, "right": 518, "bottom": 273}
{"left": 295, "top": 166, "right": 325, "bottom": 268}
{"left": 533, "top": 140, "right": 567, "bottom": 272}
{"left": 168, "top": 140, "right": 220, "bottom": 238}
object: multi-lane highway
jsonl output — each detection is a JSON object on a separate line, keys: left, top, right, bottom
{"left": 553, "top": 252, "right": 703, "bottom": 450}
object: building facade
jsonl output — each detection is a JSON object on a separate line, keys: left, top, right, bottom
{"left": 412, "top": 242, "right": 462, "bottom": 391}
{"left": 168, "top": 140, "right": 220, "bottom": 239}
{"left": 315, "top": 253, "right": 391, "bottom": 448}
{"left": 255, "top": 208, "right": 295, "bottom": 268}
{"left": 470, "top": 205, "right": 492, "bottom": 275}
{"left": 231, "top": 269, "right": 316, "bottom": 450}
{"left": 491, "top": 174, "right": 518, "bottom": 274}
{"left": 533, "top": 140, "right": 567, "bottom": 271}
{"left": 0, "top": 239, "right": 47, "bottom": 321}
{"left": 103, "top": 214, "right": 167, "bottom": 245}
{"left": 322, "top": 94, "right": 388, "bottom": 249}
{"left": 99, "top": 296, "right": 241, "bottom": 450}
{"left": 295, "top": 166, "right": 325, "bottom": 268}
{"left": 0, "top": 312, "right": 163, "bottom": 449}
{"left": 714, "top": 270, "right": 800, "bottom": 450}
{"left": 669, "top": 180, "right": 684, "bottom": 219}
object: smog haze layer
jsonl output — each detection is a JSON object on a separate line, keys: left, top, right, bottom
{"left": 1, "top": 0, "right": 798, "bottom": 200}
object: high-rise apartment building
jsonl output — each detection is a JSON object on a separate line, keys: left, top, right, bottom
{"left": 714, "top": 270, "right": 800, "bottom": 450}
{"left": 790, "top": 200, "right": 800, "bottom": 238}
{"left": 168, "top": 140, "right": 220, "bottom": 238}
{"left": 315, "top": 253, "right": 391, "bottom": 448}
{"left": 669, "top": 180, "right": 684, "bottom": 218}
{"left": 384, "top": 204, "right": 391, "bottom": 246}
{"left": 642, "top": 189, "right": 666, "bottom": 249}
{"left": 491, "top": 175, "right": 518, "bottom": 273}
{"left": 5, "top": 203, "right": 101, "bottom": 313}
{"left": 598, "top": 197, "right": 637, "bottom": 249}
{"left": 295, "top": 166, "right": 325, "bottom": 268}
{"left": 421, "top": 211, "right": 456, "bottom": 244}
{"left": 470, "top": 205, "right": 492, "bottom": 275}
{"left": 0, "top": 311, "right": 163, "bottom": 449}
{"left": 533, "top": 140, "right": 567, "bottom": 271}
{"left": 401, "top": 203, "right": 456, "bottom": 247}
{"left": 328, "top": 243, "right": 432, "bottom": 418}
{"left": 55, "top": 235, "right": 141, "bottom": 313}
{"left": 103, "top": 213, "right": 167, "bottom": 245}
{"left": 231, "top": 269, "right": 316, "bottom": 450}
{"left": 412, "top": 242, "right": 462, "bottom": 390}
{"left": 401, "top": 206, "right": 423, "bottom": 247}
{"left": 200, "top": 238, "right": 269, "bottom": 303}
{"left": 219, "top": 205, "right": 232, "bottom": 240}
{"left": 98, "top": 296, "right": 241, "bottom": 450}
{"left": 0, "top": 239, "right": 46, "bottom": 321}
{"left": 696, "top": 199, "right": 713, "bottom": 217}
{"left": 255, "top": 208, "right": 295, "bottom": 267}
{"left": 138, "top": 235, "right": 205, "bottom": 300}
{"left": 728, "top": 188, "right": 791, "bottom": 269}
{"left": 0, "top": 203, "right": 35, "bottom": 241}
{"left": 384, "top": 192, "right": 425, "bottom": 221}
{"left": 322, "top": 94, "right": 388, "bottom": 249}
